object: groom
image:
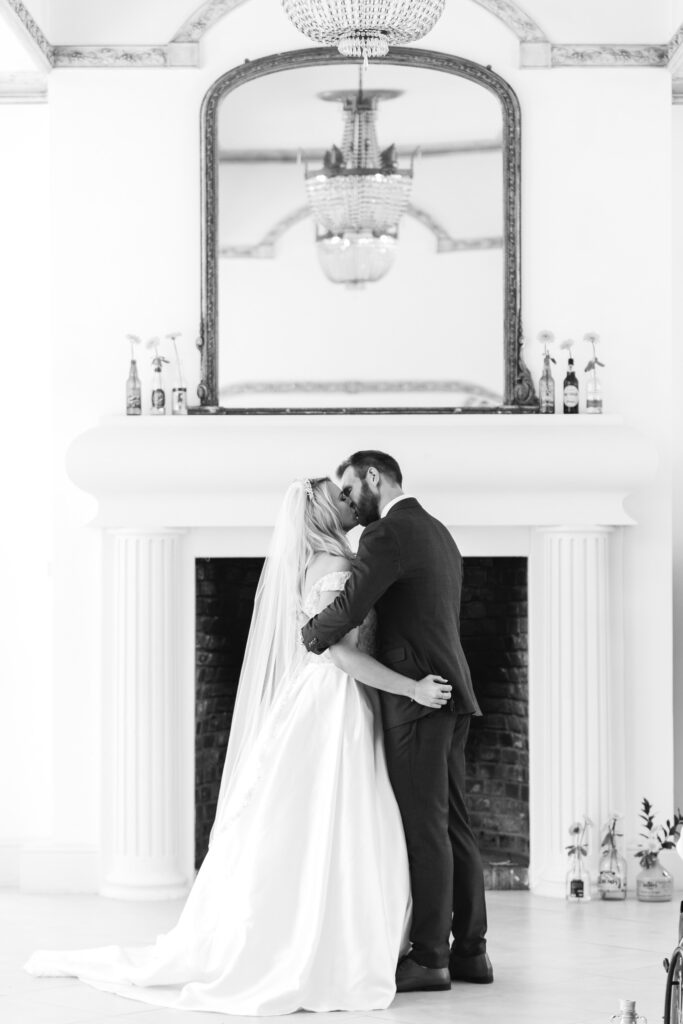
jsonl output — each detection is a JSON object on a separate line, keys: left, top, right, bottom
{"left": 301, "top": 451, "right": 491, "bottom": 992}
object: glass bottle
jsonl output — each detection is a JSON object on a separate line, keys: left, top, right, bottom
{"left": 636, "top": 856, "right": 673, "bottom": 902}
{"left": 151, "top": 362, "right": 166, "bottom": 416}
{"left": 126, "top": 359, "right": 141, "bottom": 416}
{"left": 566, "top": 850, "right": 591, "bottom": 901}
{"left": 598, "top": 846, "right": 627, "bottom": 900}
{"left": 563, "top": 357, "right": 580, "bottom": 414}
{"left": 610, "top": 998, "right": 647, "bottom": 1024}
{"left": 172, "top": 386, "right": 188, "bottom": 415}
{"left": 586, "top": 368, "right": 603, "bottom": 414}
{"left": 539, "top": 353, "right": 555, "bottom": 414}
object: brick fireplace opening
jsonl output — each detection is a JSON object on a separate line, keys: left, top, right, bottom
{"left": 195, "top": 556, "right": 529, "bottom": 886}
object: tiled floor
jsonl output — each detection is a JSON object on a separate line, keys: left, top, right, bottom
{"left": 0, "top": 889, "right": 678, "bottom": 1024}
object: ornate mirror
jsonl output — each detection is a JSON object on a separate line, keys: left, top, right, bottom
{"left": 198, "top": 48, "right": 534, "bottom": 413}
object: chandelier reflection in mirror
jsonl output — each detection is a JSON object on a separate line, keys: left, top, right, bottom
{"left": 306, "top": 87, "right": 412, "bottom": 288}
{"left": 281, "top": 0, "right": 446, "bottom": 59}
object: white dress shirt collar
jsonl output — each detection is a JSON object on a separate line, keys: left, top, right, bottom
{"left": 380, "top": 494, "right": 412, "bottom": 519}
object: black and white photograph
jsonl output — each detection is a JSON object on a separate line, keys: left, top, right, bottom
{"left": 1, "top": 2, "right": 683, "bottom": 1023}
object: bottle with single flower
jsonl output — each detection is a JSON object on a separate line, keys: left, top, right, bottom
{"left": 565, "top": 816, "right": 592, "bottom": 901}
{"left": 597, "top": 812, "right": 627, "bottom": 900}
{"left": 537, "top": 331, "right": 556, "bottom": 414}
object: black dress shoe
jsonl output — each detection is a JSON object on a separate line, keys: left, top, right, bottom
{"left": 448, "top": 951, "right": 494, "bottom": 984}
{"left": 395, "top": 956, "right": 451, "bottom": 993}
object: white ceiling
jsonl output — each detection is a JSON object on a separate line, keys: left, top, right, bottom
{"left": 12, "top": 0, "right": 682, "bottom": 49}
{"left": 218, "top": 62, "right": 501, "bottom": 149}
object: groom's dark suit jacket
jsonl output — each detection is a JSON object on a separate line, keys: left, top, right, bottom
{"left": 301, "top": 497, "right": 481, "bottom": 729}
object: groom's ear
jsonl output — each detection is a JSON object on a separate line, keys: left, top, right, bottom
{"left": 366, "top": 467, "right": 380, "bottom": 488}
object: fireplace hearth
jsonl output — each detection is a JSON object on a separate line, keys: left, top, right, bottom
{"left": 195, "top": 556, "right": 529, "bottom": 885}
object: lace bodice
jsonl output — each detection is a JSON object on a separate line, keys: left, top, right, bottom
{"left": 302, "top": 570, "right": 351, "bottom": 618}
{"left": 302, "top": 569, "right": 377, "bottom": 656}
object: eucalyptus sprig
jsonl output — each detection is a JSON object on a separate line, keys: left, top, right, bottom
{"left": 584, "top": 332, "right": 606, "bottom": 374}
{"left": 566, "top": 815, "right": 593, "bottom": 858}
{"left": 635, "top": 798, "right": 683, "bottom": 869}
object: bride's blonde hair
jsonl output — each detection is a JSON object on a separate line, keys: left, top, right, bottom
{"left": 299, "top": 477, "right": 352, "bottom": 603}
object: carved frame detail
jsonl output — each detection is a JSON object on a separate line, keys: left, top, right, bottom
{"left": 199, "top": 47, "right": 531, "bottom": 414}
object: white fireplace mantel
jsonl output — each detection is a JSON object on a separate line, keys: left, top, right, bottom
{"left": 67, "top": 413, "right": 656, "bottom": 528}
{"left": 59, "top": 413, "right": 658, "bottom": 900}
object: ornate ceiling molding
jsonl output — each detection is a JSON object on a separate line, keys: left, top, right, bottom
{"left": 172, "top": 0, "right": 250, "bottom": 43}
{"left": 51, "top": 43, "right": 199, "bottom": 68}
{"left": 470, "top": 0, "right": 546, "bottom": 43}
{"left": 550, "top": 44, "right": 668, "bottom": 68}
{"left": 0, "top": 0, "right": 53, "bottom": 66}
{"left": 173, "top": 0, "right": 547, "bottom": 44}
{"left": 218, "top": 202, "right": 503, "bottom": 259}
{"left": 0, "top": 69, "right": 46, "bottom": 101}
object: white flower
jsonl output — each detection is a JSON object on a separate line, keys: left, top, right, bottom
{"left": 646, "top": 837, "right": 660, "bottom": 853}
{"left": 559, "top": 339, "right": 575, "bottom": 352}
{"left": 537, "top": 330, "right": 555, "bottom": 345}
{"left": 583, "top": 332, "right": 600, "bottom": 345}
{"left": 125, "top": 334, "right": 141, "bottom": 346}
{"left": 568, "top": 821, "right": 582, "bottom": 836}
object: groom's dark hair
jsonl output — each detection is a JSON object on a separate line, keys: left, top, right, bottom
{"left": 337, "top": 450, "right": 403, "bottom": 487}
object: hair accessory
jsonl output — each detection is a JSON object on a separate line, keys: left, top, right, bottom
{"left": 304, "top": 478, "right": 314, "bottom": 499}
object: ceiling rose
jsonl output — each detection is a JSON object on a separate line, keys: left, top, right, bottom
{"left": 281, "top": 0, "right": 446, "bottom": 59}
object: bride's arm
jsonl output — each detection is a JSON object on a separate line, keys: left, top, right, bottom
{"left": 328, "top": 634, "right": 450, "bottom": 708}
{"left": 313, "top": 587, "right": 451, "bottom": 709}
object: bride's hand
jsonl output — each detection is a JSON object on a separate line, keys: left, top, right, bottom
{"left": 412, "top": 675, "right": 452, "bottom": 709}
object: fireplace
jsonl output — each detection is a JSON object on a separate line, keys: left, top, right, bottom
{"left": 63, "top": 414, "right": 655, "bottom": 900}
{"left": 194, "top": 555, "right": 529, "bottom": 887}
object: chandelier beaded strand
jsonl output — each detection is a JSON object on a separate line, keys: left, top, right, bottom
{"left": 281, "top": 0, "right": 446, "bottom": 59}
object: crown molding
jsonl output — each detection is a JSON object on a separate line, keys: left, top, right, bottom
{"left": 0, "top": 0, "right": 53, "bottom": 67}
{"left": 0, "top": 69, "right": 47, "bottom": 102}
{"left": 470, "top": 0, "right": 546, "bottom": 43}
{"left": 172, "top": 0, "right": 249, "bottom": 43}
{"left": 51, "top": 43, "right": 199, "bottom": 69}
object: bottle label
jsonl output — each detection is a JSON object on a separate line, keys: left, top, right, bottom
{"left": 564, "top": 386, "right": 579, "bottom": 409}
{"left": 598, "top": 870, "right": 623, "bottom": 892}
{"left": 126, "top": 393, "right": 141, "bottom": 413}
{"left": 570, "top": 879, "right": 584, "bottom": 898}
{"left": 152, "top": 388, "right": 166, "bottom": 410}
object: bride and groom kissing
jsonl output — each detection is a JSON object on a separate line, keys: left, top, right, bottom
{"left": 26, "top": 449, "right": 492, "bottom": 1015}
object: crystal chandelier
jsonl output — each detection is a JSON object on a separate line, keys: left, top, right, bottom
{"left": 316, "top": 228, "right": 396, "bottom": 288}
{"left": 281, "top": 0, "right": 446, "bottom": 59}
{"left": 305, "top": 88, "right": 413, "bottom": 238}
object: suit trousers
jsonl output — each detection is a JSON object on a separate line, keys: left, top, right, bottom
{"left": 383, "top": 711, "right": 487, "bottom": 969}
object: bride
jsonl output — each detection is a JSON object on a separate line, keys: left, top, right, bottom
{"left": 25, "top": 477, "right": 452, "bottom": 1016}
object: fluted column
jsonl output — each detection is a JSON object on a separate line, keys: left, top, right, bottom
{"left": 528, "top": 527, "right": 623, "bottom": 896}
{"left": 101, "top": 529, "right": 189, "bottom": 900}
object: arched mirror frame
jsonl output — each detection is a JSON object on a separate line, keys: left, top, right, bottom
{"left": 197, "top": 46, "right": 536, "bottom": 414}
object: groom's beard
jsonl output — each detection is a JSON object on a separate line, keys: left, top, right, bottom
{"left": 354, "top": 482, "right": 381, "bottom": 526}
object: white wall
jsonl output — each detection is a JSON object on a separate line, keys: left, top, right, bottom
{"left": 1, "top": 0, "right": 677, "bottom": 888}
{"left": 672, "top": 105, "right": 683, "bottom": 835}
{"left": 0, "top": 101, "right": 53, "bottom": 880}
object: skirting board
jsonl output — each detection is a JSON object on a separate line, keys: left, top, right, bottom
{"left": 19, "top": 842, "right": 101, "bottom": 893}
{"left": 0, "top": 843, "right": 22, "bottom": 886}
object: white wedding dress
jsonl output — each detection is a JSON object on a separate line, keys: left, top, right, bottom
{"left": 25, "top": 571, "right": 411, "bottom": 1015}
